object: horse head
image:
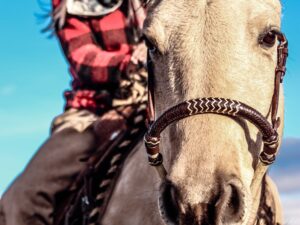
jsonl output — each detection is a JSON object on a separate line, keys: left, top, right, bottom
{"left": 143, "top": 0, "right": 286, "bottom": 224}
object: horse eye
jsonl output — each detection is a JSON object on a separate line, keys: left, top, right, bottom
{"left": 143, "top": 35, "right": 158, "bottom": 56}
{"left": 260, "top": 31, "right": 277, "bottom": 48}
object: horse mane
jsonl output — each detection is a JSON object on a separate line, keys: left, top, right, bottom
{"left": 36, "top": 0, "right": 67, "bottom": 35}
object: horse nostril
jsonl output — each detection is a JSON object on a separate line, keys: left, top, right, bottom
{"left": 159, "top": 182, "right": 181, "bottom": 223}
{"left": 215, "top": 179, "right": 246, "bottom": 224}
{"left": 227, "top": 184, "right": 242, "bottom": 215}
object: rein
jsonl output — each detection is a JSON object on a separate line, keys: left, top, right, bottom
{"left": 144, "top": 32, "right": 288, "bottom": 179}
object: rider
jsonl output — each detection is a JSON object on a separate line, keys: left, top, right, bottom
{"left": 0, "top": 0, "right": 146, "bottom": 224}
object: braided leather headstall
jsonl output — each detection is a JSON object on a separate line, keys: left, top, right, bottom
{"left": 145, "top": 32, "right": 288, "bottom": 179}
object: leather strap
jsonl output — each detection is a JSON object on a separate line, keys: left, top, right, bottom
{"left": 146, "top": 51, "right": 156, "bottom": 126}
{"left": 271, "top": 32, "right": 288, "bottom": 129}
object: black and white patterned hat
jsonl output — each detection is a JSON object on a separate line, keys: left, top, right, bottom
{"left": 66, "top": 0, "right": 123, "bottom": 17}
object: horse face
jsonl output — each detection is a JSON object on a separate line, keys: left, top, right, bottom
{"left": 143, "top": 0, "right": 283, "bottom": 224}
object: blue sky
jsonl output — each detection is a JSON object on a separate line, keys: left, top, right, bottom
{"left": 0, "top": 0, "right": 299, "bottom": 223}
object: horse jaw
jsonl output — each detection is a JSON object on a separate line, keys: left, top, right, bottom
{"left": 144, "top": 0, "right": 283, "bottom": 224}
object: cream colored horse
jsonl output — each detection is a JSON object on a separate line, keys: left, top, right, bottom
{"left": 102, "top": 0, "right": 284, "bottom": 224}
